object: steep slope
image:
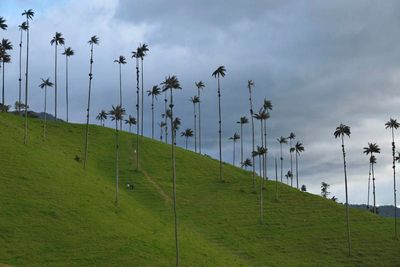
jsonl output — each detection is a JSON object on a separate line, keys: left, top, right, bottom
{"left": 0, "top": 113, "right": 398, "bottom": 266}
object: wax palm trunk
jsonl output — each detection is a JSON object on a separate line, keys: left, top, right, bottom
{"left": 54, "top": 44, "right": 58, "bottom": 120}
{"left": 248, "top": 89, "right": 256, "bottom": 191}
{"left": 275, "top": 157, "right": 278, "bottom": 200}
{"left": 164, "top": 92, "right": 168, "bottom": 144}
{"left": 43, "top": 86, "right": 47, "bottom": 139}
{"left": 260, "top": 120, "right": 264, "bottom": 224}
{"left": 240, "top": 123, "right": 243, "bottom": 168}
{"left": 232, "top": 140, "right": 236, "bottom": 166}
{"left": 65, "top": 54, "right": 69, "bottom": 122}
{"left": 289, "top": 139, "right": 293, "bottom": 184}
{"left": 371, "top": 159, "right": 377, "bottom": 214}
{"left": 83, "top": 43, "right": 94, "bottom": 169}
{"left": 217, "top": 75, "right": 223, "bottom": 181}
{"left": 135, "top": 56, "right": 140, "bottom": 169}
{"left": 115, "top": 120, "right": 120, "bottom": 205}
{"left": 263, "top": 119, "right": 267, "bottom": 186}
{"left": 119, "top": 63, "right": 122, "bottom": 130}
{"left": 23, "top": 18, "right": 30, "bottom": 144}
{"left": 259, "top": 154, "right": 263, "bottom": 224}
{"left": 169, "top": 90, "right": 179, "bottom": 267}
{"left": 193, "top": 103, "right": 197, "bottom": 152}
{"left": 280, "top": 143, "right": 283, "bottom": 182}
{"left": 390, "top": 128, "right": 398, "bottom": 238}
{"left": 295, "top": 151, "right": 299, "bottom": 189}
{"left": 141, "top": 59, "right": 144, "bottom": 136}
{"left": 151, "top": 96, "right": 154, "bottom": 139}
{"left": 367, "top": 162, "right": 371, "bottom": 208}
{"left": 341, "top": 135, "right": 351, "bottom": 256}
{"left": 2, "top": 61, "right": 5, "bottom": 105}
{"left": 197, "top": 88, "right": 202, "bottom": 154}
{"left": 18, "top": 28, "right": 23, "bottom": 113}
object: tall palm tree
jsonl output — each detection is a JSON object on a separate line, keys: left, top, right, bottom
{"left": 294, "top": 141, "right": 304, "bottom": 189}
{"left": 147, "top": 85, "right": 161, "bottom": 139}
{"left": 22, "top": 9, "right": 34, "bottom": 145}
{"left": 161, "top": 75, "right": 182, "bottom": 267}
{"left": 96, "top": 110, "right": 107, "bottom": 126}
{"left": 0, "top": 17, "right": 7, "bottom": 30}
{"left": 247, "top": 80, "right": 256, "bottom": 191}
{"left": 363, "top": 143, "right": 380, "bottom": 214}
{"left": 132, "top": 47, "right": 141, "bottom": 169}
{"left": 180, "top": 128, "right": 193, "bottom": 149}
{"left": 275, "top": 157, "right": 278, "bottom": 201}
{"left": 83, "top": 35, "right": 99, "bottom": 169}
{"left": 18, "top": 22, "right": 28, "bottom": 113}
{"left": 125, "top": 115, "right": 136, "bottom": 132}
{"left": 190, "top": 95, "right": 200, "bottom": 152}
{"left": 385, "top": 118, "right": 399, "bottom": 238}
{"left": 334, "top": 123, "right": 351, "bottom": 256}
{"left": 229, "top": 132, "right": 240, "bottom": 166}
{"left": 212, "top": 66, "right": 226, "bottom": 181}
{"left": 1, "top": 38, "right": 13, "bottom": 105}
{"left": 285, "top": 170, "right": 293, "bottom": 185}
{"left": 159, "top": 121, "right": 167, "bottom": 141}
{"left": 38, "top": 78, "right": 53, "bottom": 139}
{"left": 237, "top": 116, "right": 249, "bottom": 168}
{"left": 254, "top": 108, "right": 269, "bottom": 188}
{"left": 109, "top": 105, "right": 126, "bottom": 206}
{"left": 62, "top": 47, "right": 74, "bottom": 122}
{"left": 288, "top": 132, "right": 296, "bottom": 184}
{"left": 50, "top": 32, "right": 65, "bottom": 120}
{"left": 139, "top": 43, "right": 149, "bottom": 137}
{"left": 277, "top": 136, "right": 288, "bottom": 182}
{"left": 195, "top": 81, "right": 205, "bottom": 153}
{"left": 241, "top": 158, "right": 252, "bottom": 170}
{"left": 263, "top": 98, "right": 273, "bottom": 179}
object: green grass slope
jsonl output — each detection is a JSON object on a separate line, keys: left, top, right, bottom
{"left": 0, "top": 113, "right": 398, "bottom": 266}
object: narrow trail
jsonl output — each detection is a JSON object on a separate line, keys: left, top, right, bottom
{"left": 129, "top": 138, "right": 171, "bottom": 204}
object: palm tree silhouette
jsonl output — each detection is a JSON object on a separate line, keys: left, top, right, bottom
{"left": 114, "top": 55, "right": 126, "bottom": 129}
{"left": 161, "top": 75, "right": 182, "bottom": 267}
{"left": 285, "top": 170, "right": 292, "bottom": 185}
{"left": 195, "top": 81, "right": 205, "bottom": 153}
{"left": 190, "top": 95, "right": 200, "bottom": 152}
{"left": 294, "top": 141, "right": 304, "bottom": 189}
{"left": 147, "top": 85, "right": 161, "bottom": 139}
{"left": 109, "top": 105, "right": 126, "bottom": 206}
{"left": 0, "top": 17, "right": 7, "bottom": 30}
{"left": 50, "top": 32, "right": 65, "bottom": 120}
{"left": 385, "top": 118, "right": 399, "bottom": 238}
{"left": 237, "top": 116, "right": 249, "bottom": 168}
{"left": 229, "top": 132, "right": 240, "bottom": 166}
{"left": 163, "top": 93, "right": 168, "bottom": 144}
{"left": 363, "top": 143, "right": 380, "bottom": 214}
{"left": 334, "top": 123, "right": 351, "bottom": 256}
{"left": 277, "top": 136, "right": 288, "bottom": 182}
{"left": 139, "top": 43, "right": 149, "bottom": 137}
{"left": 180, "top": 128, "right": 194, "bottom": 149}
{"left": 212, "top": 66, "right": 226, "bottom": 181}
{"left": 241, "top": 158, "right": 252, "bottom": 170}
{"left": 83, "top": 35, "right": 99, "bottom": 169}
{"left": 288, "top": 132, "right": 296, "bottom": 185}
{"left": 1, "top": 38, "right": 13, "bottom": 105}
{"left": 62, "top": 47, "right": 74, "bottom": 122}
{"left": 96, "top": 110, "right": 108, "bottom": 127}
{"left": 18, "top": 22, "right": 28, "bottom": 113}
{"left": 125, "top": 115, "right": 136, "bottom": 133}
{"left": 132, "top": 47, "right": 141, "bottom": 169}
{"left": 247, "top": 80, "right": 256, "bottom": 191}
{"left": 38, "top": 78, "right": 53, "bottom": 139}
{"left": 22, "top": 9, "right": 34, "bottom": 145}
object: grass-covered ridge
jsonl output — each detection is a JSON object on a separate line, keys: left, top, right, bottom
{"left": 0, "top": 113, "right": 398, "bottom": 266}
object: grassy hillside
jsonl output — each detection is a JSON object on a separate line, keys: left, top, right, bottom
{"left": 0, "top": 113, "right": 399, "bottom": 266}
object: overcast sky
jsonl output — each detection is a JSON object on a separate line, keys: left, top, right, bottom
{"left": 2, "top": 0, "right": 400, "bottom": 206}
